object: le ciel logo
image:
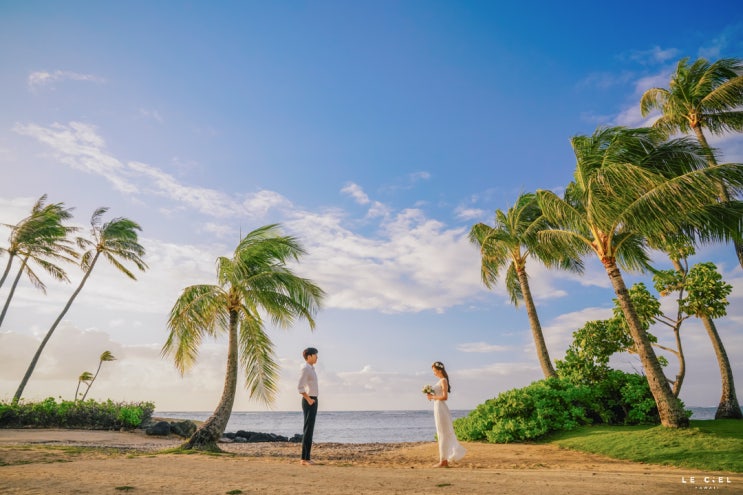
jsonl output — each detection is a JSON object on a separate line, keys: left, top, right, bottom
{"left": 681, "top": 475, "right": 733, "bottom": 490}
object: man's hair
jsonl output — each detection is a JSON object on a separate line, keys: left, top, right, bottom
{"left": 303, "top": 347, "right": 319, "bottom": 360}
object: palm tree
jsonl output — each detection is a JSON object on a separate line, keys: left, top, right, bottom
{"left": 640, "top": 57, "right": 743, "bottom": 267}
{"left": 13, "top": 208, "right": 147, "bottom": 403}
{"left": 469, "top": 193, "right": 583, "bottom": 378}
{"left": 162, "top": 224, "right": 324, "bottom": 451}
{"left": 679, "top": 263, "right": 741, "bottom": 419}
{"left": 537, "top": 126, "right": 743, "bottom": 428}
{"left": 75, "top": 371, "right": 93, "bottom": 401}
{"left": 80, "top": 350, "right": 116, "bottom": 401}
{"left": 0, "top": 195, "right": 78, "bottom": 327}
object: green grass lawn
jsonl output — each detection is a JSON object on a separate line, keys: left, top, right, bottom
{"left": 545, "top": 420, "right": 743, "bottom": 472}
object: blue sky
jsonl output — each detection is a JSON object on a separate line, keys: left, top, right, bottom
{"left": 0, "top": 1, "right": 742, "bottom": 412}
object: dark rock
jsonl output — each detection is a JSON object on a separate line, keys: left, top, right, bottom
{"left": 228, "top": 430, "right": 293, "bottom": 443}
{"left": 145, "top": 421, "right": 171, "bottom": 436}
{"left": 233, "top": 436, "right": 247, "bottom": 443}
{"left": 289, "top": 433, "right": 302, "bottom": 443}
{"left": 169, "top": 420, "right": 197, "bottom": 438}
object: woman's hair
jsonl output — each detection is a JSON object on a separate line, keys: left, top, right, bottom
{"left": 432, "top": 361, "right": 451, "bottom": 393}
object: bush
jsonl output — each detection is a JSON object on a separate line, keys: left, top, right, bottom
{"left": 0, "top": 397, "right": 155, "bottom": 430}
{"left": 453, "top": 371, "right": 665, "bottom": 443}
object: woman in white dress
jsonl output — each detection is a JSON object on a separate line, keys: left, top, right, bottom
{"left": 426, "top": 361, "right": 466, "bottom": 467}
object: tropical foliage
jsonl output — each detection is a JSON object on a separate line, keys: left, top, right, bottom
{"left": 453, "top": 372, "right": 660, "bottom": 443}
{"left": 536, "top": 125, "right": 743, "bottom": 428}
{"left": 0, "top": 397, "right": 154, "bottom": 429}
{"left": 640, "top": 57, "right": 743, "bottom": 267}
{"left": 162, "top": 224, "right": 324, "bottom": 451}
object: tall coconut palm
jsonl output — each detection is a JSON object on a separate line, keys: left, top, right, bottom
{"left": 13, "top": 208, "right": 147, "bottom": 403}
{"left": 537, "top": 126, "right": 743, "bottom": 428}
{"left": 80, "top": 350, "right": 116, "bottom": 401}
{"left": 640, "top": 57, "right": 743, "bottom": 267}
{"left": 469, "top": 193, "right": 583, "bottom": 378}
{"left": 0, "top": 195, "right": 78, "bottom": 327}
{"left": 162, "top": 224, "right": 324, "bottom": 451}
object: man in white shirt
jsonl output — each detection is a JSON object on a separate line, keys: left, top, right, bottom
{"left": 297, "top": 347, "right": 319, "bottom": 465}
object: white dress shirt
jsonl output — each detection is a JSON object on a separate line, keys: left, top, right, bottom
{"left": 297, "top": 362, "right": 319, "bottom": 396}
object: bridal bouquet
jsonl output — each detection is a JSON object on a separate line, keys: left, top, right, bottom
{"left": 422, "top": 384, "right": 434, "bottom": 395}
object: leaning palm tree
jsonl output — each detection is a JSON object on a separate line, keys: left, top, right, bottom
{"left": 13, "top": 208, "right": 147, "bottom": 403}
{"left": 162, "top": 224, "right": 324, "bottom": 451}
{"left": 75, "top": 371, "right": 93, "bottom": 401}
{"left": 80, "top": 350, "right": 116, "bottom": 401}
{"left": 0, "top": 195, "right": 78, "bottom": 327}
{"left": 469, "top": 192, "right": 583, "bottom": 378}
{"left": 640, "top": 57, "right": 743, "bottom": 267}
{"left": 537, "top": 126, "right": 743, "bottom": 428}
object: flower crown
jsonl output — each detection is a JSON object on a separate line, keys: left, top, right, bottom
{"left": 432, "top": 362, "right": 445, "bottom": 370}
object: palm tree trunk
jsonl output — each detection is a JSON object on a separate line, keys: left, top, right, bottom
{"left": 12, "top": 253, "right": 100, "bottom": 404}
{"left": 81, "top": 360, "right": 103, "bottom": 401}
{"left": 183, "top": 310, "right": 239, "bottom": 451}
{"left": 699, "top": 316, "right": 743, "bottom": 419}
{"left": 670, "top": 326, "right": 685, "bottom": 397}
{"left": 0, "top": 256, "right": 28, "bottom": 328}
{"left": 0, "top": 254, "right": 15, "bottom": 289}
{"left": 516, "top": 268, "right": 556, "bottom": 378}
{"left": 604, "top": 261, "right": 689, "bottom": 427}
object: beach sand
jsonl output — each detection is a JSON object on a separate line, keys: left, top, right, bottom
{"left": 0, "top": 428, "right": 735, "bottom": 494}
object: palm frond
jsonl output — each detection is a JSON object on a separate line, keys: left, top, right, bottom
{"left": 163, "top": 284, "right": 228, "bottom": 374}
{"left": 239, "top": 313, "right": 280, "bottom": 405}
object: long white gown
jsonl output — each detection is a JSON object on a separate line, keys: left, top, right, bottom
{"left": 433, "top": 379, "right": 466, "bottom": 463}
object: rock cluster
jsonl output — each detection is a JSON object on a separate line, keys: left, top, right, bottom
{"left": 222, "top": 430, "right": 302, "bottom": 443}
{"left": 142, "top": 419, "right": 301, "bottom": 443}
{"left": 143, "top": 420, "right": 197, "bottom": 438}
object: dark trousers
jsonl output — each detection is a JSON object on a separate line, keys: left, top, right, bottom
{"left": 301, "top": 396, "right": 318, "bottom": 460}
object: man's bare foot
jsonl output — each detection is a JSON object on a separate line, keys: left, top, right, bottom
{"left": 300, "top": 460, "right": 315, "bottom": 466}
{"left": 433, "top": 461, "right": 449, "bottom": 468}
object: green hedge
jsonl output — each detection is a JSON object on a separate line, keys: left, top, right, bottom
{"left": 0, "top": 397, "right": 155, "bottom": 430}
{"left": 454, "top": 371, "right": 667, "bottom": 443}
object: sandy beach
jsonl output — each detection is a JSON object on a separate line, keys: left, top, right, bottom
{"left": 1, "top": 428, "right": 737, "bottom": 494}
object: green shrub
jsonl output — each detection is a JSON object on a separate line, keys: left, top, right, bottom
{"left": 454, "top": 371, "right": 666, "bottom": 443}
{"left": 0, "top": 398, "right": 155, "bottom": 430}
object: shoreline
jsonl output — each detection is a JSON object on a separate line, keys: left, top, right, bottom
{"left": 1, "top": 428, "right": 737, "bottom": 495}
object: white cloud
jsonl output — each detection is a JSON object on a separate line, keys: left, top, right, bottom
{"left": 626, "top": 46, "right": 679, "bottom": 65}
{"left": 455, "top": 205, "right": 484, "bottom": 221}
{"left": 242, "top": 190, "right": 293, "bottom": 217}
{"left": 28, "top": 70, "right": 105, "bottom": 91}
{"left": 456, "top": 342, "right": 510, "bottom": 353}
{"left": 409, "top": 171, "right": 431, "bottom": 182}
{"left": 341, "top": 182, "right": 370, "bottom": 205}
{"left": 13, "top": 121, "right": 137, "bottom": 194}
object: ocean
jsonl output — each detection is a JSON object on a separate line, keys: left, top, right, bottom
{"left": 156, "top": 409, "right": 470, "bottom": 443}
{"left": 155, "top": 407, "right": 719, "bottom": 444}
